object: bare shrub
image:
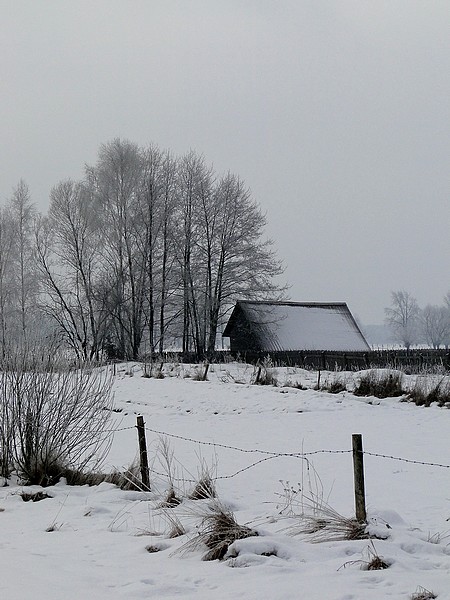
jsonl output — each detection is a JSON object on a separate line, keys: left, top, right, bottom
{"left": 353, "top": 370, "right": 405, "bottom": 399}
{"left": 1, "top": 345, "right": 114, "bottom": 486}
{"left": 0, "top": 382, "right": 14, "bottom": 483}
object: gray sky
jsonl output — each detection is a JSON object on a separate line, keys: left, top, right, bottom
{"left": 1, "top": 0, "right": 449, "bottom": 324}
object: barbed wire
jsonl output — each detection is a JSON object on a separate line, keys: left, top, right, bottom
{"left": 140, "top": 424, "right": 450, "bottom": 470}
{"left": 80, "top": 421, "right": 450, "bottom": 474}
{"left": 150, "top": 456, "right": 283, "bottom": 484}
{"left": 105, "top": 425, "right": 135, "bottom": 433}
{"left": 143, "top": 425, "right": 352, "bottom": 458}
{"left": 363, "top": 451, "right": 450, "bottom": 469}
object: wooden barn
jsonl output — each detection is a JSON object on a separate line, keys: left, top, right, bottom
{"left": 223, "top": 300, "right": 370, "bottom": 355}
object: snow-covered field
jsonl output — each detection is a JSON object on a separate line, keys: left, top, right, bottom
{"left": 1, "top": 362, "right": 449, "bottom": 599}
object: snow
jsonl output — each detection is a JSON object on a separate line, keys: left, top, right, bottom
{"left": 1, "top": 362, "right": 450, "bottom": 599}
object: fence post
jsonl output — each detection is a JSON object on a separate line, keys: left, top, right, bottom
{"left": 202, "top": 361, "right": 210, "bottom": 381}
{"left": 136, "top": 416, "right": 150, "bottom": 491}
{"left": 352, "top": 433, "right": 366, "bottom": 522}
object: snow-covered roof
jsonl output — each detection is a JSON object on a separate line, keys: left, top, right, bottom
{"left": 224, "top": 301, "right": 370, "bottom": 352}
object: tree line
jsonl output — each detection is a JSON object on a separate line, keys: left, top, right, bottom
{"left": 385, "top": 290, "right": 450, "bottom": 349}
{"left": 0, "top": 139, "right": 284, "bottom": 360}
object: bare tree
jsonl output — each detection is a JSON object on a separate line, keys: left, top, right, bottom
{"left": 441, "top": 293, "right": 450, "bottom": 349}
{"left": 156, "top": 152, "right": 179, "bottom": 353}
{"left": 35, "top": 180, "right": 108, "bottom": 360}
{"left": 7, "top": 180, "right": 38, "bottom": 343}
{"left": 419, "top": 305, "right": 450, "bottom": 349}
{"left": 35, "top": 214, "right": 90, "bottom": 360}
{"left": 197, "top": 172, "right": 284, "bottom": 354}
{"left": 87, "top": 139, "right": 147, "bottom": 359}
{"left": 385, "top": 291, "right": 420, "bottom": 349}
{"left": 34, "top": 139, "right": 286, "bottom": 358}
{"left": 0, "top": 207, "right": 15, "bottom": 355}
{"left": 174, "top": 151, "right": 212, "bottom": 353}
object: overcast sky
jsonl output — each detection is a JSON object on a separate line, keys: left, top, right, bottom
{"left": 1, "top": 0, "right": 449, "bottom": 324}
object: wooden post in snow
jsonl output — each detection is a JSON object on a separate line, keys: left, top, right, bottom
{"left": 202, "top": 361, "right": 210, "bottom": 381}
{"left": 352, "top": 433, "right": 367, "bottom": 522}
{"left": 136, "top": 416, "right": 150, "bottom": 491}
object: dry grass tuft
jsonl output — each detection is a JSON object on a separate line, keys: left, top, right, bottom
{"left": 159, "top": 488, "right": 182, "bottom": 508}
{"left": 408, "top": 377, "right": 450, "bottom": 408}
{"left": 340, "top": 541, "right": 390, "bottom": 571}
{"left": 365, "top": 542, "right": 390, "bottom": 570}
{"left": 253, "top": 357, "right": 278, "bottom": 386}
{"left": 320, "top": 377, "right": 347, "bottom": 394}
{"left": 164, "top": 512, "right": 186, "bottom": 538}
{"left": 411, "top": 587, "right": 437, "bottom": 600}
{"left": 283, "top": 380, "right": 307, "bottom": 390}
{"left": 353, "top": 370, "right": 405, "bottom": 399}
{"left": 181, "top": 499, "right": 258, "bottom": 561}
{"left": 66, "top": 461, "right": 145, "bottom": 491}
{"left": 288, "top": 499, "right": 374, "bottom": 542}
{"left": 366, "top": 554, "right": 390, "bottom": 570}
{"left": 20, "top": 491, "right": 52, "bottom": 502}
{"left": 189, "top": 474, "right": 217, "bottom": 500}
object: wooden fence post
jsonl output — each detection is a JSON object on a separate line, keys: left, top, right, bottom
{"left": 202, "top": 361, "right": 210, "bottom": 381}
{"left": 136, "top": 416, "right": 150, "bottom": 491}
{"left": 316, "top": 369, "right": 321, "bottom": 390}
{"left": 352, "top": 433, "right": 366, "bottom": 522}
{"left": 255, "top": 363, "right": 262, "bottom": 384}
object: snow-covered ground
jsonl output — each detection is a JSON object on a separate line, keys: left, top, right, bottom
{"left": 1, "top": 362, "right": 449, "bottom": 599}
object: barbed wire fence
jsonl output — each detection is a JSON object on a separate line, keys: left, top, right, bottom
{"left": 105, "top": 417, "right": 450, "bottom": 520}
